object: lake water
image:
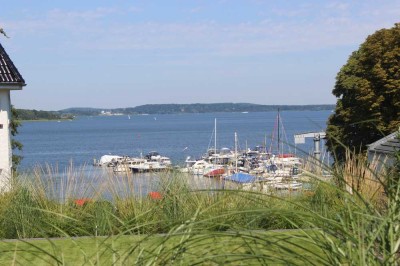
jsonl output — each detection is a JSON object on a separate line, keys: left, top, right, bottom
{"left": 16, "top": 110, "right": 331, "bottom": 171}
{"left": 14, "top": 111, "right": 331, "bottom": 200}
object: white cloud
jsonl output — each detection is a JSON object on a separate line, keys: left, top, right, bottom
{"left": 48, "top": 7, "right": 118, "bottom": 22}
{"left": 5, "top": 2, "right": 400, "bottom": 57}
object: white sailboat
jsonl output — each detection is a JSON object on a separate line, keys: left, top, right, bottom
{"left": 203, "top": 118, "right": 226, "bottom": 177}
{"left": 182, "top": 118, "right": 227, "bottom": 176}
{"left": 259, "top": 109, "right": 303, "bottom": 188}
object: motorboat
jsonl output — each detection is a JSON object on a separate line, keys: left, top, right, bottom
{"left": 188, "top": 159, "right": 213, "bottom": 175}
{"left": 94, "top": 155, "right": 123, "bottom": 166}
{"left": 130, "top": 151, "right": 172, "bottom": 173}
{"left": 130, "top": 161, "right": 169, "bottom": 173}
{"left": 145, "top": 151, "right": 172, "bottom": 166}
{"left": 113, "top": 158, "right": 147, "bottom": 172}
{"left": 203, "top": 165, "right": 225, "bottom": 177}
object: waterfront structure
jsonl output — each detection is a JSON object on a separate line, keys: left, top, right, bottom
{"left": 294, "top": 131, "right": 326, "bottom": 162}
{"left": 367, "top": 130, "right": 400, "bottom": 169}
{"left": 0, "top": 42, "right": 26, "bottom": 191}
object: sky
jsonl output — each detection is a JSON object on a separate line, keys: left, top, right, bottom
{"left": 1, "top": 0, "right": 399, "bottom": 110}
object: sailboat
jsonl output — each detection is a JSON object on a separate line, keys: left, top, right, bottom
{"left": 182, "top": 118, "right": 223, "bottom": 176}
{"left": 262, "top": 109, "right": 303, "bottom": 189}
{"left": 224, "top": 132, "right": 258, "bottom": 182}
{"left": 203, "top": 118, "right": 226, "bottom": 177}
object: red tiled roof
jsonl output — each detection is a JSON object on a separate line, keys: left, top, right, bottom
{"left": 0, "top": 43, "right": 25, "bottom": 86}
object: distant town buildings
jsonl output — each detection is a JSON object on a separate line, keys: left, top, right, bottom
{"left": 100, "top": 110, "right": 123, "bottom": 116}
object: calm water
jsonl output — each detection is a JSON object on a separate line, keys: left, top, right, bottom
{"left": 14, "top": 111, "right": 331, "bottom": 200}
{"left": 16, "top": 111, "right": 331, "bottom": 171}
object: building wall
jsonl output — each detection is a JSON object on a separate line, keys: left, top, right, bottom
{"left": 0, "top": 89, "right": 11, "bottom": 191}
{"left": 368, "top": 151, "right": 395, "bottom": 174}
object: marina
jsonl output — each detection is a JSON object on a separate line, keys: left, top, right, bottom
{"left": 88, "top": 111, "right": 328, "bottom": 192}
{"left": 15, "top": 110, "right": 331, "bottom": 196}
{"left": 94, "top": 146, "right": 305, "bottom": 192}
{"left": 2, "top": 2, "right": 397, "bottom": 263}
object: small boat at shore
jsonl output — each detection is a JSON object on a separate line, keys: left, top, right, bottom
{"left": 183, "top": 159, "right": 212, "bottom": 175}
{"left": 113, "top": 158, "right": 147, "bottom": 172}
{"left": 94, "top": 155, "right": 123, "bottom": 166}
{"left": 130, "top": 161, "right": 170, "bottom": 173}
{"left": 130, "top": 151, "right": 172, "bottom": 173}
{"left": 96, "top": 151, "right": 172, "bottom": 174}
{"left": 203, "top": 166, "right": 225, "bottom": 177}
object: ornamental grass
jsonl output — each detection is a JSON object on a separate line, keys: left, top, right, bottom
{"left": 0, "top": 149, "right": 398, "bottom": 265}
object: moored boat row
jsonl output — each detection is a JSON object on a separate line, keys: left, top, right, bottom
{"left": 94, "top": 111, "right": 322, "bottom": 191}
{"left": 94, "top": 147, "right": 304, "bottom": 191}
{"left": 95, "top": 151, "right": 172, "bottom": 173}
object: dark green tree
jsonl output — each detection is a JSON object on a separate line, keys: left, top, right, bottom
{"left": 326, "top": 23, "right": 400, "bottom": 162}
{"left": 11, "top": 106, "right": 23, "bottom": 172}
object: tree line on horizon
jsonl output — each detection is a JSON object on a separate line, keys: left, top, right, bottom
{"left": 14, "top": 108, "right": 74, "bottom": 121}
{"left": 13, "top": 103, "right": 335, "bottom": 119}
{"left": 58, "top": 103, "right": 335, "bottom": 116}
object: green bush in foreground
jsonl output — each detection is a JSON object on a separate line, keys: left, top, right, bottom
{"left": 0, "top": 153, "right": 398, "bottom": 265}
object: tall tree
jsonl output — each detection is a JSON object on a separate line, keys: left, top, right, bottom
{"left": 326, "top": 23, "right": 400, "bottom": 162}
{"left": 11, "top": 106, "right": 23, "bottom": 172}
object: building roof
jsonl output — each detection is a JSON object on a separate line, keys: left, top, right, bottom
{"left": 367, "top": 131, "right": 400, "bottom": 155}
{"left": 0, "top": 42, "right": 25, "bottom": 86}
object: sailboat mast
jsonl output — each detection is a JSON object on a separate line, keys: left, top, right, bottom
{"left": 235, "top": 132, "right": 238, "bottom": 172}
{"left": 277, "top": 108, "right": 280, "bottom": 155}
{"left": 214, "top": 118, "right": 217, "bottom": 156}
{"left": 264, "top": 133, "right": 267, "bottom": 154}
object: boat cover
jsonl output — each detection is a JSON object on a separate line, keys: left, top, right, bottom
{"left": 99, "top": 155, "right": 122, "bottom": 165}
{"left": 224, "top": 173, "right": 256, "bottom": 183}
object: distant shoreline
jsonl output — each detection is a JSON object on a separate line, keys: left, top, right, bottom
{"left": 58, "top": 103, "right": 335, "bottom": 117}
{"left": 15, "top": 104, "right": 334, "bottom": 120}
{"left": 20, "top": 118, "right": 73, "bottom": 122}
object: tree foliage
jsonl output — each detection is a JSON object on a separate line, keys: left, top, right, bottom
{"left": 326, "top": 23, "right": 400, "bottom": 162}
{"left": 15, "top": 108, "right": 72, "bottom": 120}
{"left": 60, "top": 104, "right": 334, "bottom": 116}
{"left": 11, "top": 106, "right": 23, "bottom": 172}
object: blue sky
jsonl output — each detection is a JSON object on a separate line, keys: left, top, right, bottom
{"left": 1, "top": 0, "right": 399, "bottom": 110}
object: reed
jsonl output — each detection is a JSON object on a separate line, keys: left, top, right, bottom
{"left": 0, "top": 149, "right": 398, "bottom": 265}
{"left": 340, "top": 150, "right": 386, "bottom": 206}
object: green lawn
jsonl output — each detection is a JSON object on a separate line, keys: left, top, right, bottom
{"left": 0, "top": 230, "right": 327, "bottom": 265}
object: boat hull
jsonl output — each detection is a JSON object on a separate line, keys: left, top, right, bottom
{"left": 204, "top": 168, "right": 225, "bottom": 177}
{"left": 131, "top": 166, "right": 169, "bottom": 173}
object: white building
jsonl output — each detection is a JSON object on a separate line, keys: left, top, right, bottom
{"left": 0, "top": 42, "right": 26, "bottom": 191}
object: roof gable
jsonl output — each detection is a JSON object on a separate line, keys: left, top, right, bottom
{"left": 0, "top": 43, "right": 25, "bottom": 86}
{"left": 368, "top": 131, "right": 400, "bottom": 155}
